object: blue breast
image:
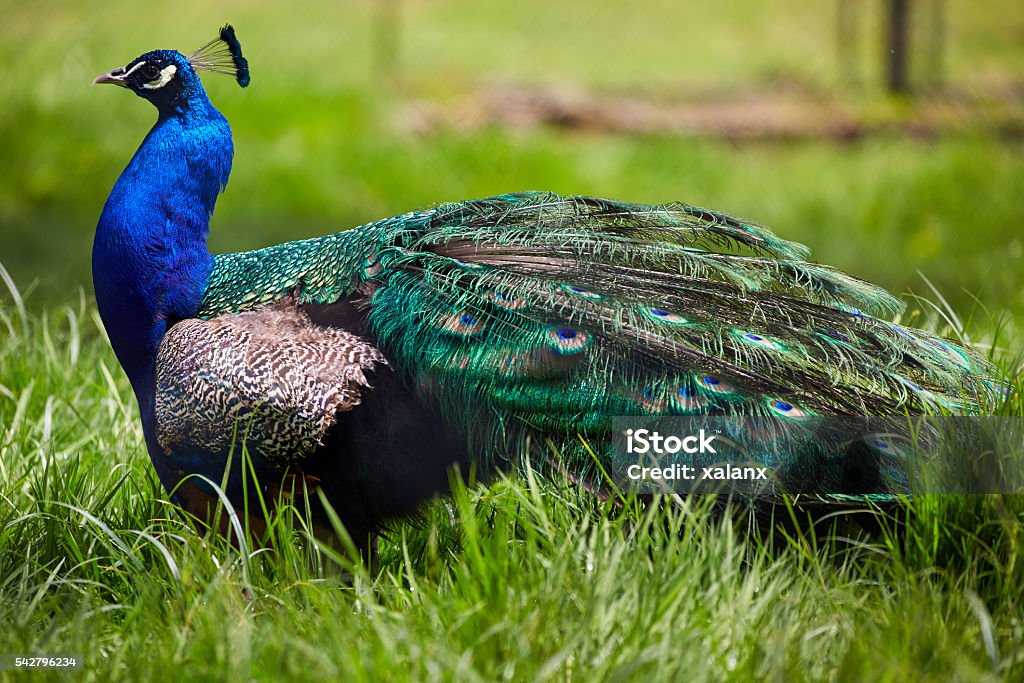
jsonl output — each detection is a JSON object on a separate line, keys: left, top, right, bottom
{"left": 93, "top": 97, "right": 231, "bottom": 400}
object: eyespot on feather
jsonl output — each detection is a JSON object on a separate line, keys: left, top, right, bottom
{"left": 561, "top": 284, "right": 603, "bottom": 300}
{"left": 641, "top": 306, "right": 691, "bottom": 325}
{"left": 544, "top": 326, "right": 590, "bottom": 355}
{"left": 634, "top": 384, "right": 668, "bottom": 413}
{"left": 734, "top": 329, "right": 785, "bottom": 350}
{"left": 440, "top": 312, "right": 486, "bottom": 336}
{"left": 698, "top": 375, "right": 735, "bottom": 394}
{"left": 766, "top": 398, "right": 809, "bottom": 418}
{"left": 672, "top": 384, "right": 711, "bottom": 412}
{"left": 864, "top": 435, "right": 908, "bottom": 461}
{"left": 487, "top": 291, "right": 529, "bottom": 310}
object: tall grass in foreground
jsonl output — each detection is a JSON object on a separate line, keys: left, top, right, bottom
{"left": 1, "top": 277, "right": 1023, "bottom": 681}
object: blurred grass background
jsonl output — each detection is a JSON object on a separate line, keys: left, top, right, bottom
{"left": 1, "top": 0, "right": 1022, "bottom": 331}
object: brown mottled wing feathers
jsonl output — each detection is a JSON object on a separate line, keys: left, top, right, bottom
{"left": 155, "top": 299, "right": 386, "bottom": 465}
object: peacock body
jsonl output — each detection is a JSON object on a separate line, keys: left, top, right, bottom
{"left": 92, "top": 27, "right": 1000, "bottom": 548}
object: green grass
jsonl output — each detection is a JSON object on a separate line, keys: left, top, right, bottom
{"left": 1, "top": 290, "right": 1023, "bottom": 681}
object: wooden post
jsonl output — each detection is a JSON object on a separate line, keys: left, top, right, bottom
{"left": 886, "top": 0, "right": 911, "bottom": 93}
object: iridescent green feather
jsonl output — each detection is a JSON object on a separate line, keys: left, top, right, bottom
{"left": 199, "top": 192, "right": 1003, "bottom": 495}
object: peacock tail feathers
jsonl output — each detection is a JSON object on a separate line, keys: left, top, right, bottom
{"left": 197, "top": 192, "right": 1002, "bottom": 490}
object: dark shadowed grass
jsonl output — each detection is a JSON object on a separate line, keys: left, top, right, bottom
{"left": 1, "top": 275, "right": 1022, "bottom": 681}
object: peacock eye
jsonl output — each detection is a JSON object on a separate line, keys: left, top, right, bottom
{"left": 141, "top": 64, "right": 161, "bottom": 80}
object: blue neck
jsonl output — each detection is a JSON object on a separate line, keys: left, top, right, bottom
{"left": 93, "top": 91, "right": 231, "bottom": 404}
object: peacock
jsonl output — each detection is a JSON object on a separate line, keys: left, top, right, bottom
{"left": 92, "top": 26, "right": 1001, "bottom": 551}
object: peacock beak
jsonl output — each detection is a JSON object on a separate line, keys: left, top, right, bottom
{"left": 93, "top": 67, "right": 129, "bottom": 87}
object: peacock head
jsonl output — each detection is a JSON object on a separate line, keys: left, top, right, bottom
{"left": 93, "top": 25, "right": 249, "bottom": 113}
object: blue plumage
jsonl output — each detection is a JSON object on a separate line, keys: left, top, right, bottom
{"left": 90, "top": 27, "right": 1004, "bottom": 550}
{"left": 92, "top": 45, "right": 234, "bottom": 497}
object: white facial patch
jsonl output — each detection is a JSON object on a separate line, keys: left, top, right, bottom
{"left": 142, "top": 64, "right": 178, "bottom": 90}
{"left": 122, "top": 61, "right": 147, "bottom": 78}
